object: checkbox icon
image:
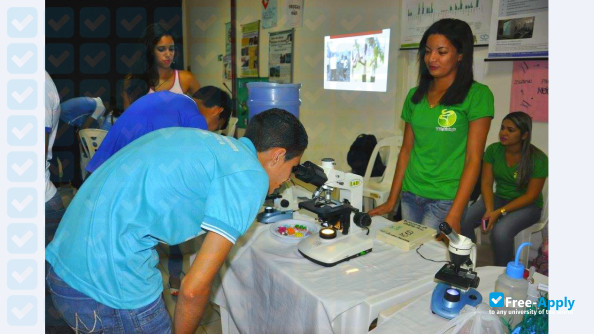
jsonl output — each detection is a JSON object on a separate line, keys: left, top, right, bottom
{"left": 7, "top": 80, "right": 37, "bottom": 110}
{"left": 80, "top": 43, "right": 110, "bottom": 74}
{"left": 116, "top": 7, "right": 146, "bottom": 38}
{"left": 8, "top": 44, "right": 37, "bottom": 74}
{"left": 7, "top": 116, "right": 37, "bottom": 146}
{"left": 80, "top": 7, "right": 110, "bottom": 38}
{"left": 7, "top": 224, "right": 37, "bottom": 254}
{"left": 489, "top": 292, "right": 505, "bottom": 307}
{"left": 7, "top": 152, "right": 37, "bottom": 182}
{"left": 116, "top": 43, "right": 145, "bottom": 74}
{"left": 8, "top": 7, "right": 37, "bottom": 38}
{"left": 46, "top": 7, "right": 73, "bottom": 38}
{"left": 7, "top": 260, "right": 37, "bottom": 290}
{"left": 46, "top": 43, "right": 74, "bottom": 74}
{"left": 7, "top": 188, "right": 37, "bottom": 218}
{"left": 7, "top": 295, "right": 37, "bottom": 326}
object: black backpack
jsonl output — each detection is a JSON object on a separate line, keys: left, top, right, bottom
{"left": 347, "top": 134, "right": 386, "bottom": 177}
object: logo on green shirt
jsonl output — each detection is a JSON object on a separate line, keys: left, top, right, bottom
{"left": 437, "top": 109, "right": 457, "bottom": 127}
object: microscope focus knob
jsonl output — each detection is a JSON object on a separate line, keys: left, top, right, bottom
{"left": 280, "top": 199, "right": 290, "bottom": 208}
{"left": 353, "top": 212, "right": 372, "bottom": 228}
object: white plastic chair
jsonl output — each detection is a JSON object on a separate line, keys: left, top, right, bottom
{"left": 222, "top": 116, "right": 238, "bottom": 137}
{"left": 362, "top": 135, "right": 403, "bottom": 211}
{"left": 78, "top": 128, "right": 108, "bottom": 180}
{"left": 514, "top": 192, "right": 548, "bottom": 266}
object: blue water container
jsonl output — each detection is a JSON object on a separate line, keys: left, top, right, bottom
{"left": 246, "top": 82, "right": 301, "bottom": 120}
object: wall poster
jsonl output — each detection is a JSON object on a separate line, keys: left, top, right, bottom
{"left": 400, "top": 0, "right": 493, "bottom": 49}
{"left": 268, "top": 29, "right": 294, "bottom": 83}
{"left": 241, "top": 20, "right": 260, "bottom": 77}
{"left": 509, "top": 60, "right": 548, "bottom": 122}
{"left": 487, "top": 0, "right": 548, "bottom": 59}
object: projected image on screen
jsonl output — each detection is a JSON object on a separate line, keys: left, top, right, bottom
{"left": 324, "top": 29, "right": 390, "bottom": 92}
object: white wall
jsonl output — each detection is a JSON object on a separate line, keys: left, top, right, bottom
{"left": 184, "top": 0, "right": 548, "bottom": 170}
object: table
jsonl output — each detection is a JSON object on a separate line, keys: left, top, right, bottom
{"left": 370, "top": 266, "right": 548, "bottom": 334}
{"left": 211, "top": 213, "right": 448, "bottom": 334}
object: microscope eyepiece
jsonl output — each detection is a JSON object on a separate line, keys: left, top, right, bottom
{"left": 293, "top": 161, "right": 328, "bottom": 187}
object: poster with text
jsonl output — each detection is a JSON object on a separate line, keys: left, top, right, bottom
{"left": 401, "top": 0, "right": 493, "bottom": 49}
{"left": 285, "top": 0, "right": 304, "bottom": 28}
{"left": 241, "top": 21, "right": 260, "bottom": 77}
{"left": 262, "top": 0, "right": 277, "bottom": 29}
{"left": 509, "top": 60, "right": 548, "bottom": 122}
{"left": 487, "top": 0, "right": 548, "bottom": 59}
{"left": 269, "top": 29, "right": 294, "bottom": 83}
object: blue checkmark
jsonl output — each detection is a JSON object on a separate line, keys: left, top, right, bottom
{"left": 8, "top": 44, "right": 37, "bottom": 74}
{"left": 80, "top": 43, "right": 110, "bottom": 74}
{"left": 489, "top": 292, "right": 505, "bottom": 307}
{"left": 7, "top": 188, "right": 37, "bottom": 218}
{"left": 7, "top": 295, "right": 37, "bottom": 326}
{"left": 7, "top": 224, "right": 37, "bottom": 254}
{"left": 7, "top": 152, "right": 37, "bottom": 182}
{"left": 116, "top": 43, "right": 145, "bottom": 74}
{"left": 46, "top": 7, "right": 73, "bottom": 38}
{"left": 155, "top": 7, "right": 182, "bottom": 35}
{"left": 8, "top": 7, "right": 38, "bottom": 38}
{"left": 7, "top": 80, "right": 37, "bottom": 110}
{"left": 116, "top": 7, "right": 146, "bottom": 38}
{"left": 7, "top": 259, "right": 37, "bottom": 290}
{"left": 46, "top": 43, "right": 74, "bottom": 74}
{"left": 80, "top": 7, "right": 110, "bottom": 38}
{"left": 53, "top": 79, "right": 75, "bottom": 101}
{"left": 7, "top": 116, "right": 38, "bottom": 147}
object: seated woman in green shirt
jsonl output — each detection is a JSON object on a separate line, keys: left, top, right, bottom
{"left": 461, "top": 112, "right": 548, "bottom": 266}
{"left": 369, "top": 18, "right": 493, "bottom": 233}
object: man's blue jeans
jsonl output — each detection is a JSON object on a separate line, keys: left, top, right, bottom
{"left": 46, "top": 266, "right": 172, "bottom": 333}
{"left": 400, "top": 191, "right": 453, "bottom": 232}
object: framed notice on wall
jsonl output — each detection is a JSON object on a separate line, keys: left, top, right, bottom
{"left": 400, "top": 0, "right": 493, "bottom": 49}
{"left": 268, "top": 29, "right": 294, "bottom": 83}
{"left": 241, "top": 20, "right": 260, "bottom": 77}
{"left": 487, "top": 0, "right": 548, "bottom": 59}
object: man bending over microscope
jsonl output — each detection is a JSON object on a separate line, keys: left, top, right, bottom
{"left": 45, "top": 109, "right": 308, "bottom": 333}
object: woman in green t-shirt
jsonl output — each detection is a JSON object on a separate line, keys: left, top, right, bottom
{"left": 461, "top": 112, "right": 548, "bottom": 266}
{"left": 369, "top": 19, "right": 493, "bottom": 234}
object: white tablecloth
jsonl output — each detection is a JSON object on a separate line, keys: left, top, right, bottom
{"left": 371, "top": 266, "right": 548, "bottom": 334}
{"left": 211, "top": 214, "right": 448, "bottom": 334}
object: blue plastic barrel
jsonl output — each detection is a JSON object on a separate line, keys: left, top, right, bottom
{"left": 246, "top": 82, "right": 301, "bottom": 120}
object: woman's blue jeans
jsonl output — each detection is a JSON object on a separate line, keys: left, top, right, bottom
{"left": 46, "top": 266, "right": 172, "bottom": 333}
{"left": 460, "top": 195, "right": 542, "bottom": 266}
{"left": 400, "top": 191, "right": 453, "bottom": 233}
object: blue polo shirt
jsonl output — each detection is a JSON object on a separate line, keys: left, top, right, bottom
{"left": 86, "top": 91, "right": 207, "bottom": 173}
{"left": 46, "top": 128, "right": 268, "bottom": 309}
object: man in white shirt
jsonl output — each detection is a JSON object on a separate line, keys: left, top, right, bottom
{"left": 45, "top": 71, "right": 64, "bottom": 245}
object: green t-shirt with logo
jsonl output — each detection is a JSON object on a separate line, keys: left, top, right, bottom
{"left": 401, "top": 82, "right": 494, "bottom": 200}
{"left": 484, "top": 142, "right": 548, "bottom": 208}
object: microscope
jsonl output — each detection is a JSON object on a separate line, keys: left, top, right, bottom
{"left": 430, "top": 222, "right": 482, "bottom": 319}
{"left": 293, "top": 158, "right": 373, "bottom": 267}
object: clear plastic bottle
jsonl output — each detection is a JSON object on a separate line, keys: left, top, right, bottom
{"left": 494, "top": 242, "right": 531, "bottom": 328}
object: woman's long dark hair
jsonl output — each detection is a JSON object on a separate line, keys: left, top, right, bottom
{"left": 124, "top": 24, "right": 177, "bottom": 105}
{"left": 143, "top": 24, "right": 176, "bottom": 89}
{"left": 504, "top": 111, "right": 537, "bottom": 189}
{"left": 412, "top": 18, "right": 474, "bottom": 106}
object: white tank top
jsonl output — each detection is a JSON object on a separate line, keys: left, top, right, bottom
{"left": 148, "top": 70, "right": 184, "bottom": 94}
